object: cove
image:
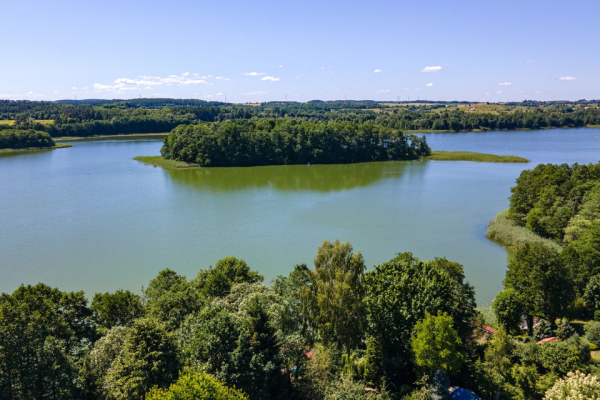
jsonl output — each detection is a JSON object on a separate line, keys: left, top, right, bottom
{"left": 1, "top": 128, "right": 599, "bottom": 304}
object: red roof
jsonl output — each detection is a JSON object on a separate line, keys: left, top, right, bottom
{"left": 536, "top": 337, "right": 558, "bottom": 345}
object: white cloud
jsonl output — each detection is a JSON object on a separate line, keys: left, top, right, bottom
{"left": 243, "top": 72, "right": 266, "bottom": 76}
{"left": 215, "top": 76, "right": 231, "bottom": 81}
{"left": 216, "top": 92, "right": 224, "bottom": 96}
{"left": 526, "top": 60, "right": 536, "bottom": 63}
{"left": 244, "top": 91, "right": 268, "bottom": 95}
{"left": 279, "top": 65, "right": 283, "bottom": 68}
{"left": 94, "top": 73, "right": 211, "bottom": 92}
{"left": 559, "top": 76, "right": 576, "bottom": 81}
{"left": 376, "top": 89, "right": 390, "bottom": 93}
{"left": 495, "top": 91, "right": 502, "bottom": 94}
{"left": 53, "top": 90, "right": 59, "bottom": 93}
{"left": 426, "top": 83, "right": 433, "bottom": 87}
{"left": 320, "top": 66, "right": 333, "bottom": 70}
{"left": 421, "top": 66, "right": 442, "bottom": 73}
{"left": 373, "top": 69, "right": 382, "bottom": 73}
{"left": 71, "top": 87, "right": 78, "bottom": 90}
{"left": 261, "top": 76, "right": 280, "bottom": 81}
{"left": 498, "top": 82, "right": 512, "bottom": 86}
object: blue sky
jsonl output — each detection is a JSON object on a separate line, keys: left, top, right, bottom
{"left": 1, "top": 0, "right": 598, "bottom": 103}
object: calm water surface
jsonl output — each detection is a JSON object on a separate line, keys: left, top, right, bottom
{"left": 1, "top": 128, "right": 600, "bottom": 303}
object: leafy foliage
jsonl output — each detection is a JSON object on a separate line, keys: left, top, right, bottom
{"left": 0, "top": 128, "right": 55, "bottom": 148}
{"left": 146, "top": 368, "right": 249, "bottom": 400}
{"left": 411, "top": 312, "right": 463, "bottom": 378}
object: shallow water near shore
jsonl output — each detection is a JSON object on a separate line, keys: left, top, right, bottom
{"left": 1, "top": 128, "right": 600, "bottom": 303}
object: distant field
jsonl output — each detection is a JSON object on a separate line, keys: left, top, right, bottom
{"left": 423, "top": 151, "right": 528, "bottom": 163}
{"left": 0, "top": 120, "right": 54, "bottom": 126}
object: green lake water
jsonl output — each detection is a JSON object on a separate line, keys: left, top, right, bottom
{"left": 1, "top": 128, "right": 600, "bottom": 304}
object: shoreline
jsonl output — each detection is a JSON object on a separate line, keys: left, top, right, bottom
{"left": 54, "top": 133, "right": 169, "bottom": 141}
{"left": 486, "top": 209, "right": 563, "bottom": 252}
{"left": 0, "top": 144, "right": 72, "bottom": 154}
{"left": 134, "top": 150, "right": 528, "bottom": 170}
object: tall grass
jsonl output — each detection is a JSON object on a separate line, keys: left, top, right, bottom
{"left": 134, "top": 156, "right": 199, "bottom": 169}
{"left": 423, "top": 151, "right": 528, "bottom": 163}
{"left": 486, "top": 209, "right": 563, "bottom": 252}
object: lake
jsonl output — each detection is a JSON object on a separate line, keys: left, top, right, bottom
{"left": 1, "top": 128, "right": 600, "bottom": 304}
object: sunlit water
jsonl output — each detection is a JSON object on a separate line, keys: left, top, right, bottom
{"left": 1, "top": 128, "right": 599, "bottom": 304}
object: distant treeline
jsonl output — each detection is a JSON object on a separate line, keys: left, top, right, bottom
{"left": 1, "top": 99, "right": 600, "bottom": 137}
{"left": 0, "top": 129, "right": 55, "bottom": 149}
{"left": 160, "top": 120, "right": 431, "bottom": 167}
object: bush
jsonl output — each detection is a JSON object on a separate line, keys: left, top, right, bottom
{"left": 543, "top": 371, "right": 600, "bottom": 400}
{"left": 586, "top": 322, "right": 600, "bottom": 346}
{"left": 555, "top": 320, "right": 575, "bottom": 340}
{"left": 595, "top": 310, "right": 600, "bottom": 322}
{"left": 533, "top": 320, "right": 553, "bottom": 342}
{"left": 146, "top": 368, "right": 248, "bottom": 400}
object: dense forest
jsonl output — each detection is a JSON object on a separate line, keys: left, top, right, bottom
{"left": 160, "top": 120, "right": 430, "bottom": 167}
{"left": 507, "top": 161, "right": 600, "bottom": 295}
{"left": 1, "top": 99, "right": 599, "bottom": 138}
{"left": 0, "top": 129, "right": 55, "bottom": 149}
{"left": 3, "top": 236, "right": 600, "bottom": 399}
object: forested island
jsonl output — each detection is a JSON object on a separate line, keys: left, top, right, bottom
{"left": 0, "top": 129, "right": 70, "bottom": 152}
{"left": 1, "top": 98, "right": 600, "bottom": 138}
{"left": 160, "top": 120, "right": 430, "bottom": 167}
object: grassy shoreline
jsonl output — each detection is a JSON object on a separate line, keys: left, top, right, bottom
{"left": 486, "top": 209, "right": 563, "bottom": 252}
{"left": 0, "top": 144, "right": 72, "bottom": 154}
{"left": 135, "top": 150, "right": 528, "bottom": 170}
{"left": 54, "top": 133, "right": 169, "bottom": 141}
{"left": 134, "top": 156, "right": 199, "bottom": 169}
{"left": 421, "top": 151, "right": 528, "bottom": 163}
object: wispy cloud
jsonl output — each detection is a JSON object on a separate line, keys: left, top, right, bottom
{"left": 261, "top": 76, "right": 280, "bottom": 81}
{"left": 243, "top": 72, "right": 266, "bottom": 76}
{"left": 374, "top": 69, "right": 382, "bottom": 73}
{"left": 426, "top": 83, "right": 433, "bottom": 87}
{"left": 0, "top": 91, "right": 45, "bottom": 99}
{"left": 498, "top": 82, "right": 512, "bottom": 86}
{"left": 278, "top": 65, "right": 283, "bottom": 68}
{"left": 376, "top": 89, "right": 390, "bottom": 93}
{"left": 495, "top": 91, "right": 502, "bottom": 94}
{"left": 215, "top": 77, "right": 231, "bottom": 81}
{"left": 421, "top": 66, "right": 442, "bottom": 73}
{"left": 525, "top": 60, "right": 536, "bottom": 63}
{"left": 559, "top": 76, "right": 576, "bottom": 81}
{"left": 94, "top": 73, "right": 211, "bottom": 92}
{"left": 244, "top": 91, "right": 268, "bottom": 95}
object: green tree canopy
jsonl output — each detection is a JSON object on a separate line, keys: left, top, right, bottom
{"left": 146, "top": 368, "right": 249, "bottom": 400}
{"left": 91, "top": 289, "right": 144, "bottom": 330}
{"left": 410, "top": 312, "right": 463, "bottom": 378}
{"left": 301, "top": 239, "right": 366, "bottom": 352}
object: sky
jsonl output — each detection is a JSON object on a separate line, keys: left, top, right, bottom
{"left": 1, "top": 0, "right": 598, "bottom": 103}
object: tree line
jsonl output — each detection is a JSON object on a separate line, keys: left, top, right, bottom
{"left": 1, "top": 99, "right": 600, "bottom": 137}
{"left": 3, "top": 237, "right": 600, "bottom": 399}
{"left": 0, "top": 129, "right": 55, "bottom": 149}
{"left": 160, "top": 120, "right": 431, "bottom": 167}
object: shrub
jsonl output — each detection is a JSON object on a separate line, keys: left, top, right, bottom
{"left": 586, "top": 322, "right": 600, "bottom": 346}
{"left": 555, "top": 320, "right": 575, "bottom": 340}
{"left": 534, "top": 320, "right": 553, "bottom": 342}
{"left": 543, "top": 371, "right": 600, "bottom": 400}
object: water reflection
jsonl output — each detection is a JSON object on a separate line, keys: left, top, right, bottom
{"left": 165, "top": 161, "right": 423, "bottom": 193}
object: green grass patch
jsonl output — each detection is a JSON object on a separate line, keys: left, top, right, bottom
{"left": 134, "top": 156, "right": 200, "bottom": 169}
{"left": 486, "top": 209, "right": 563, "bottom": 252}
{"left": 0, "top": 144, "right": 72, "bottom": 154}
{"left": 423, "top": 151, "right": 529, "bottom": 163}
